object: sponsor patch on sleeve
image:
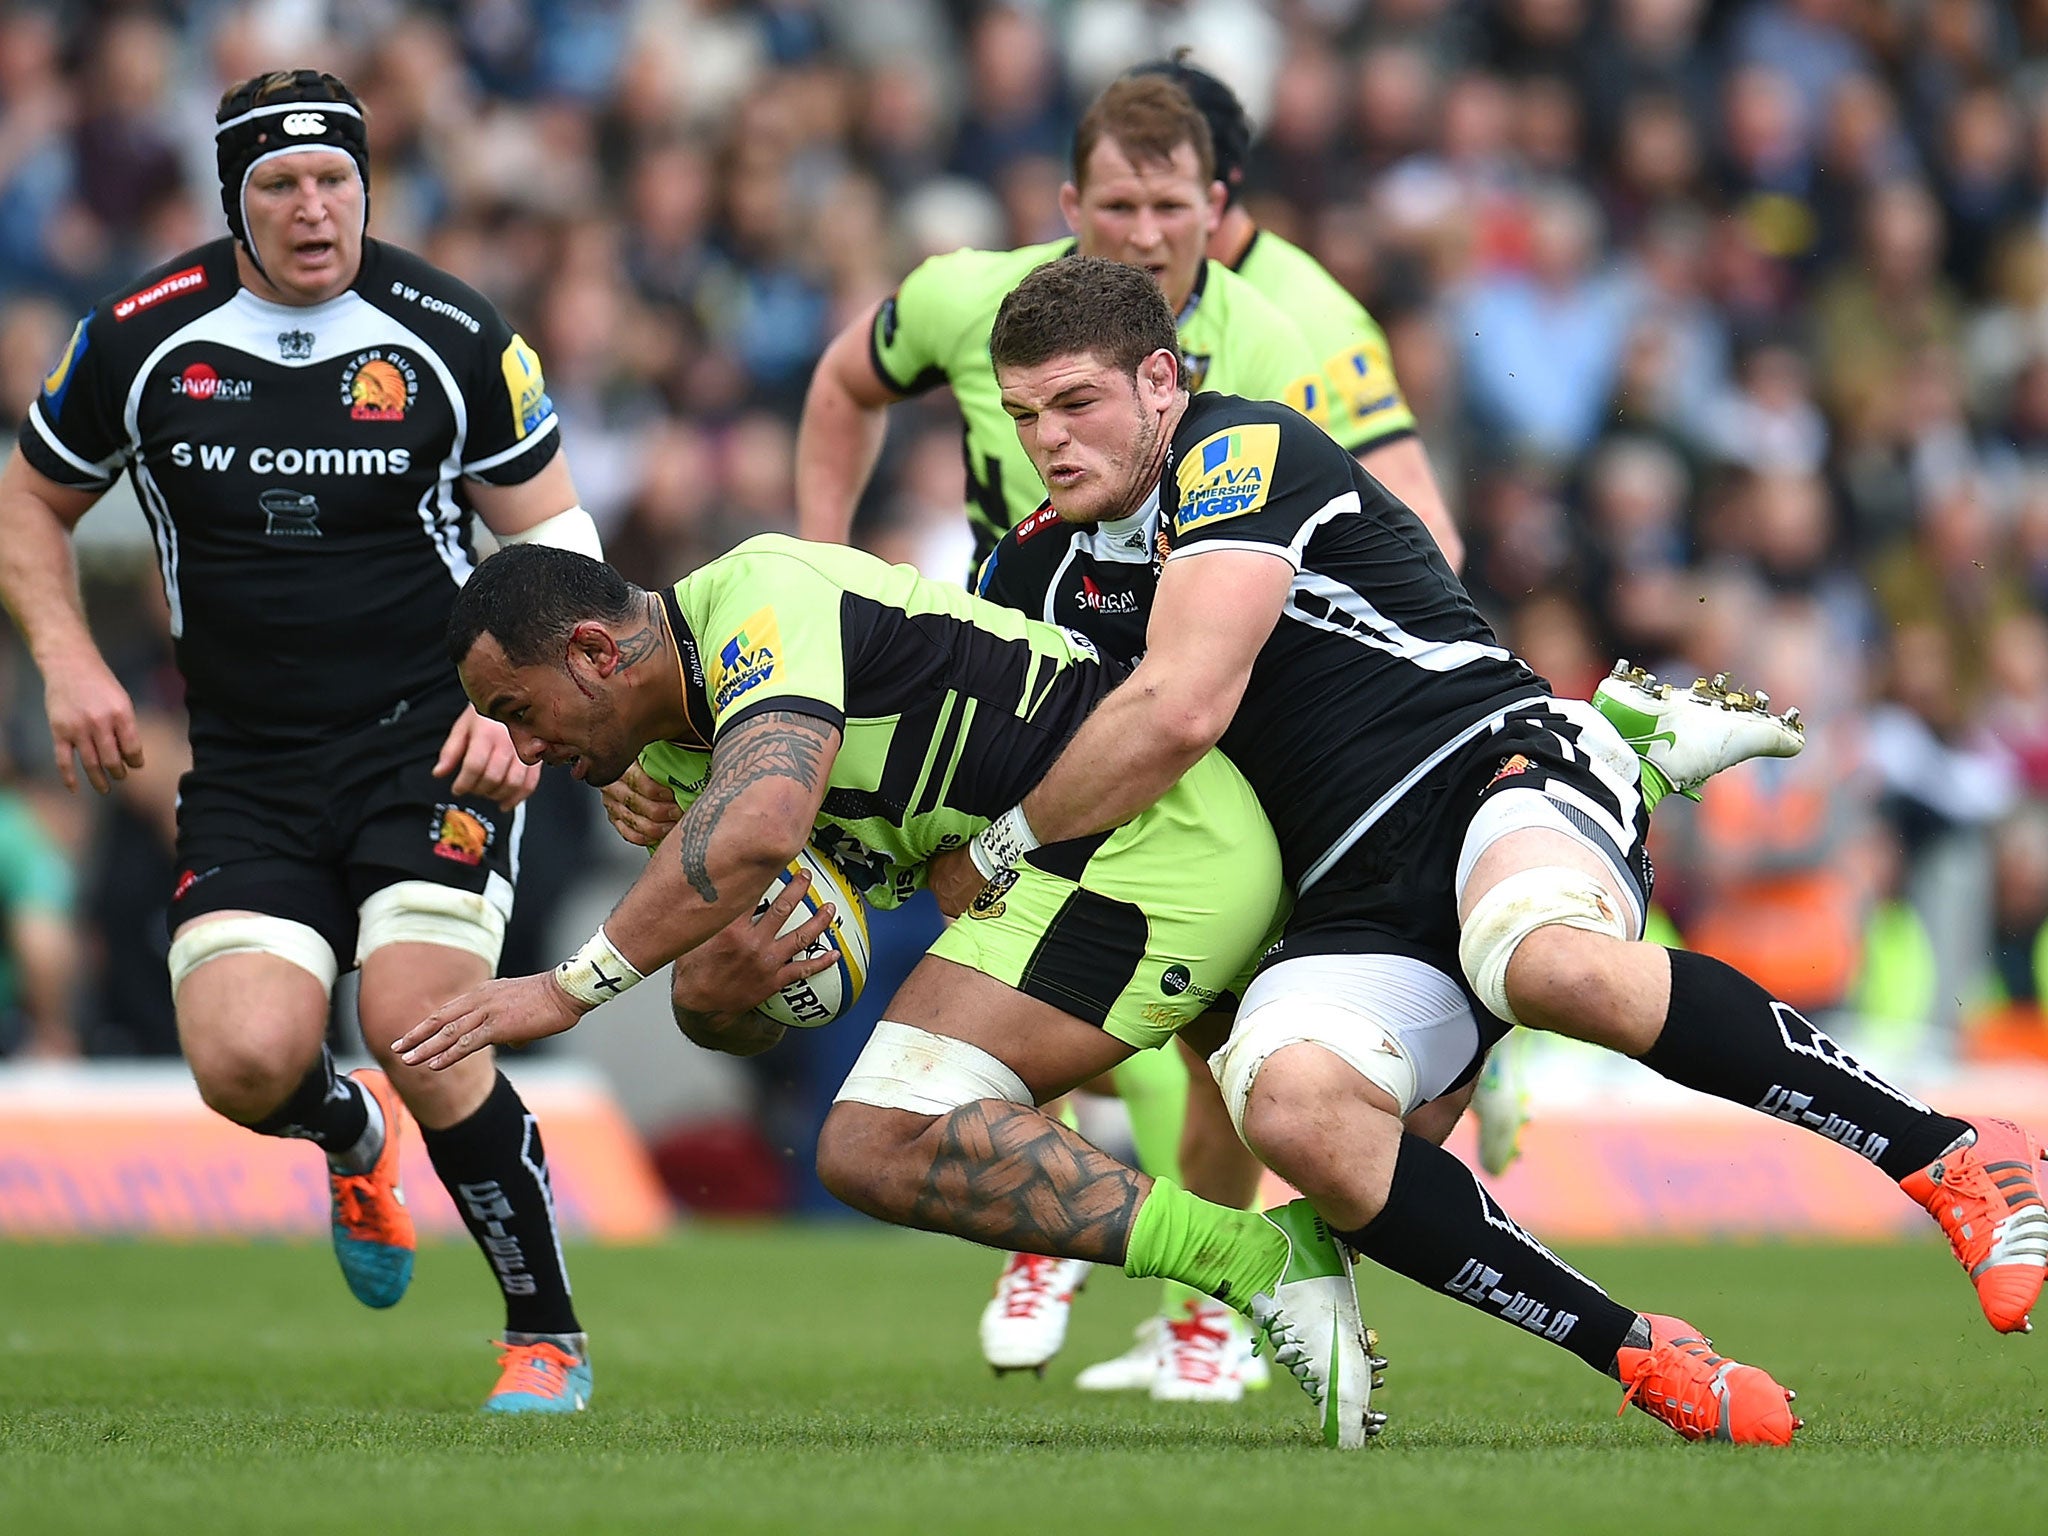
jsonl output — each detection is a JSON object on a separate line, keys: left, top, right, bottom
{"left": 113, "top": 264, "right": 207, "bottom": 321}
{"left": 1283, "top": 373, "right": 1322, "bottom": 423}
{"left": 1174, "top": 422, "right": 1280, "bottom": 534}
{"left": 499, "top": 333, "right": 553, "bottom": 439}
{"left": 1327, "top": 339, "right": 1407, "bottom": 428}
{"left": 1013, "top": 505, "right": 1061, "bottom": 543}
{"left": 712, "top": 606, "right": 783, "bottom": 714}
{"left": 39, "top": 318, "right": 88, "bottom": 415}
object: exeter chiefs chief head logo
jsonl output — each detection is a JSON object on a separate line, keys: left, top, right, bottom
{"left": 341, "top": 350, "right": 418, "bottom": 421}
{"left": 430, "top": 804, "right": 494, "bottom": 865}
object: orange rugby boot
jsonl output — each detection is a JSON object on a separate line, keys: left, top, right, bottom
{"left": 328, "top": 1067, "right": 416, "bottom": 1309}
{"left": 1900, "top": 1117, "right": 2048, "bottom": 1334}
{"left": 1615, "top": 1314, "right": 1800, "bottom": 1446}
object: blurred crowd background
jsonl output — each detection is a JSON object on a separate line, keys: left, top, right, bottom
{"left": 7, "top": 0, "right": 2048, "bottom": 1203}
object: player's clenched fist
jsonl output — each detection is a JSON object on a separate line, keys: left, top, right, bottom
{"left": 40, "top": 656, "right": 143, "bottom": 794}
{"left": 600, "top": 762, "right": 682, "bottom": 847}
{"left": 395, "top": 971, "right": 587, "bottom": 1071}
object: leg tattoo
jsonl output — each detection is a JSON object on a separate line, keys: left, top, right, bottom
{"left": 907, "top": 1101, "right": 1145, "bottom": 1263}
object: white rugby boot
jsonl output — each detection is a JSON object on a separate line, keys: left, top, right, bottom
{"left": 1074, "top": 1314, "right": 1163, "bottom": 1391}
{"left": 1246, "top": 1200, "right": 1386, "bottom": 1447}
{"left": 1593, "top": 661, "right": 1804, "bottom": 808}
{"left": 980, "top": 1253, "right": 1091, "bottom": 1375}
{"left": 1152, "top": 1298, "right": 1272, "bottom": 1402}
{"left": 1472, "top": 1034, "right": 1531, "bottom": 1178}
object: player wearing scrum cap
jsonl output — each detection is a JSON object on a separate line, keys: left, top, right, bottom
{"left": 0, "top": 69, "right": 605, "bottom": 1410}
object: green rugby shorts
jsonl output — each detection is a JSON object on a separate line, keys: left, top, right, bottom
{"left": 930, "top": 748, "right": 1284, "bottom": 1051}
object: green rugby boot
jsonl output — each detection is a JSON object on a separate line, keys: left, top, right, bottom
{"left": 1246, "top": 1200, "right": 1386, "bottom": 1448}
{"left": 1594, "top": 661, "right": 1805, "bottom": 810}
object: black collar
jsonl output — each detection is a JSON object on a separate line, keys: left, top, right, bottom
{"left": 658, "top": 585, "right": 715, "bottom": 749}
{"left": 1228, "top": 227, "right": 1262, "bottom": 274}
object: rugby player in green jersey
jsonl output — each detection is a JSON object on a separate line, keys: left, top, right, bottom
{"left": 1128, "top": 55, "right": 1461, "bottom": 573}
{"left": 395, "top": 538, "right": 1389, "bottom": 1449}
{"left": 796, "top": 73, "right": 1329, "bottom": 562}
{"left": 793, "top": 69, "right": 1336, "bottom": 1394}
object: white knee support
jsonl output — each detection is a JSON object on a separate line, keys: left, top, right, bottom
{"left": 1212, "top": 998, "right": 1424, "bottom": 1141}
{"left": 834, "top": 1021, "right": 1032, "bottom": 1115}
{"left": 168, "top": 914, "right": 339, "bottom": 995}
{"left": 355, "top": 879, "right": 510, "bottom": 969}
{"left": 1458, "top": 866, "right": 1630, "bottom": 1027}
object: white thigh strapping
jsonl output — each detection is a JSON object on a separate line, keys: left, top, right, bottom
{"left": 354, "top": 878, "right": 512, "bottom": 969}
{"left": 1210, "top": 953, "right": 1480, "bottom": 1129}
{"left": 834, "top": 1021, "right": 1033, "bottom": 1116}
{"left": 1453, "top": 786, "right": 1645, "bottom": 939}
{"left": 167, "top": 913, "right": 339, "bottom": 994}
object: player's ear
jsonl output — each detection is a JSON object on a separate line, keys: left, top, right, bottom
{"left": 566, "top": 620, "right": 621, "bottom": 680}
{"left": 1137, "top": 348, "right": 1179, "bottom": 404}
{"left": 1058, "top": 180, "right": 1082, "bottom": 233}
{"left": 1204, "top": 179, "right": 1226, "bottom": 231}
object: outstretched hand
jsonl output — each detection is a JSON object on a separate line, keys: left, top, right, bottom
{"left": 393, "top": 971, "right": 587, "bottom": 1071}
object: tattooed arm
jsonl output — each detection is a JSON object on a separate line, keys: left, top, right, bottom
{"left": 603, "top": 708, "right": 841, "bottom": 969}
{"left": 393, "top": 709, "right": 840, "bottom": 1069}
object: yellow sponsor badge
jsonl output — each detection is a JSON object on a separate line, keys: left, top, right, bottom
{"left": 40, "top": 319, "right": 87, "bottom": 412}
{"left": 712, "top": 606, "right": 783, "bottom": 714}
{"left": 1327, "top": 339, "right": 1405, "bottom": 427}
{"left": 1174, "top": 422, "right": 1280, "bottom": 534}
{"left": 499, "top": 333, "right": 553, "bottom": 439}
{"left": 1283, "top": 373, "right": 1322, "bottom": 422}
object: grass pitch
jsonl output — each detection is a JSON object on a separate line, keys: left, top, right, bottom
{"left": 0, "top": 1229, "right": 2041, "bottom": 1535}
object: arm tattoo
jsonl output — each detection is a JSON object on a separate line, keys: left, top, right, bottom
{"left": 677, "top": 710, "right": 836, "bottom": 902}
{"left": 902, "top": 1100, "right": 1145, "bottom": 1263}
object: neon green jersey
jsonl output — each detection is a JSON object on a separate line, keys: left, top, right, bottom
{"left": 638, "top": 534, "right": 1117, "bottom": 909}
{"left": 1231, "top": 229, "right": 1417, "bottom": 454}
{"left": 870, "top": 239, "right": 1328, "bottom": 556}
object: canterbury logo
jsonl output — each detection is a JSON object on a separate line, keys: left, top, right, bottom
{"left": 281, "top": 111, "right": 328, "bottom": 136}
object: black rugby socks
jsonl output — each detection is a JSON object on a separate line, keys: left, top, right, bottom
{"left": 1642, "top": 949, "right": 1969, "bottom": 1181}
{"left": 248, "top": 1045, "right": 374, "bottom": 1166}
{"left": 421, "top": 1071, "right": 581, "bottom": 1336}
{"left": 1339, "top": 1132, "right": 1640, "bottom": 1374}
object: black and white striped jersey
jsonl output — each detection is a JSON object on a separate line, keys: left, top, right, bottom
{"left": 20, "top": 238, "right": 560, "bottom": 747}
{"left": 973, "top": 499, "right": 1158, "bottom": 666}
{"left": 1160, "top": 392, "right": 1546, "bottom": 891}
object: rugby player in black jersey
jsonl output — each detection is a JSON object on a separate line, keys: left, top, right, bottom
{"left": 931, "top": 257, "right": 2048, "bottom": 1445}
{"left": 0, "top": 71, "right": 598, "bottom": 1411}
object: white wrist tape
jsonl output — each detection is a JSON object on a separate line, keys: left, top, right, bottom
{"left": 553, "top": 926, "right": 645, "bottom": 1007}
{"left": 968, "top": 805, "right": 1040, "bottom": 880}
{"left": 498, "top": 506, "right": 604, "bottom": 560}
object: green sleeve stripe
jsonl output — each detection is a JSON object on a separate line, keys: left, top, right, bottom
{"left": 927, "top": 696, "right": 978, "bottom": 817}
{"left": 906, "top": 693, "right": 963, "bottom": 818}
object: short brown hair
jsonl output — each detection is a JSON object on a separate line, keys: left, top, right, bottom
{"left": 1072, "top": 75, "right": 1214, "bottom": 188}
{"left": 989, "top": 255, "right": 1181, "bottom": 381}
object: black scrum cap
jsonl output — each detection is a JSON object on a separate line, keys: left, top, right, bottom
{"left": 215, "top": 70, "right": 369, "bottom": 272}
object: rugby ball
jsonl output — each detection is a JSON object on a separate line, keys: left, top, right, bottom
{"left": 751, "top": 844, "right": 870, "bottom": 1029}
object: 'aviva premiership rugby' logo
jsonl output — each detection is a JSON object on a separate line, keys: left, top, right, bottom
{"left": 713, "top": 607, "right": 781, "bottom": 712}
{"left": 1174, "top": 422, "right": 1279, "bottom": 533}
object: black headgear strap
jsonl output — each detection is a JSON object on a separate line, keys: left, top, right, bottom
{"left": 215, "top": 71, "right": 369, "bottom": 278}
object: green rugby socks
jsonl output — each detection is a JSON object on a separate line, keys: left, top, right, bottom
{"left": 1122, "top": 1176, "right": 1287, "bottom": 1311}
{"left": 1109, "top": 1050, "right": 1209, "bottom": 1315}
